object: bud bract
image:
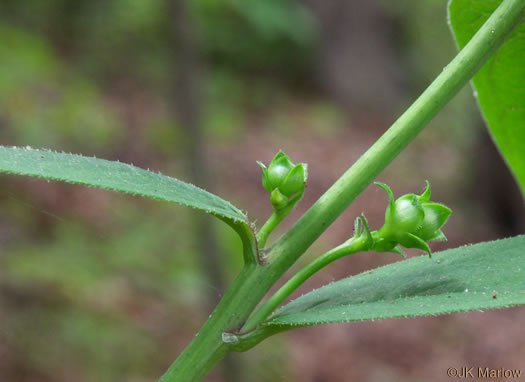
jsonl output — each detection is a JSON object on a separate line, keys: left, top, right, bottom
{"left": 258, "top": 151, "right": 307, "bottom": 209}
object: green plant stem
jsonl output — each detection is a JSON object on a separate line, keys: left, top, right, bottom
{"left": 257, "top": 212, "right": 281, "bottom": 249}
{"left": 257, "top": 193, "right": 304, "bottom": 250}
{"left": 159, "top": 1, "right": 525, "bottom": 380}
{"left": 159, "top": 264, "right": 258, "bottom": 382}
{"left": 242, "top": 235, "right": 369, "bottom": 333}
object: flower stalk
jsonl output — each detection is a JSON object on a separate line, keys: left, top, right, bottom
{"left": 242, "top": 215, "right": 374, "bottom": 333}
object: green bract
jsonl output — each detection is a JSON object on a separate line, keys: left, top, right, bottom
{"left": 257, "top": 151, "right": 307, "bottom": 210}
{"left": 374, "top": 181, "right": 451, "bottom": 257}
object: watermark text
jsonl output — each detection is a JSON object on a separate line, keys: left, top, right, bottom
{"left": 447, "top": 367, "right": 522, "bottom": 379}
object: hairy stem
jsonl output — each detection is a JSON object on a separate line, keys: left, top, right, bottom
{"left": 242, "top": 235, "right": 369, "bottom": 332}
{"left": 256, "top": 212, "right": 281, "bottom": 249}
{"left": 258, "top": 193, "right": 304, "bottom": 250}
{"left": 159, "top": 1, "right": 525, "bottom": 380}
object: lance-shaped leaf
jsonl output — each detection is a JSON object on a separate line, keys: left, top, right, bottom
{"left": 449, "top": 0, "right": 525, "bottom": 197}
{"left": 267, "top": 236, "right": 525, "bottom": 326}
{"left": 0, "top": 146, "right": 257, "bottom": 262}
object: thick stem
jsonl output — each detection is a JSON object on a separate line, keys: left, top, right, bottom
{"left": 242, "top": 235, "right": 369, "bottom": 333}
{"left": 159, "top": 1, "right": 525, "bottom": 380}
{"left": 158, "top": 265, "right": 259, "bottom": 382}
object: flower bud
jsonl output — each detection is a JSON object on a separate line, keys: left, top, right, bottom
{"left": 374, "top": 181, "right": 451, "bottom": 257}
{"left": 257, "top": 151, "right": 307, "bottom": 203}
{"left": 384, "top": 194, "right": 425, "bottom": 235}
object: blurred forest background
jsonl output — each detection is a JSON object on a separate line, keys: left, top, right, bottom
{"left": 0, "top": 0, "right": 524, "bottom": 381}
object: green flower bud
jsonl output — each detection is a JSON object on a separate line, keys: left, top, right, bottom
{"left": 374, "top": 181, "right": 451, "bottom": 257}
{"left": 384, "top": 194, "right": 425, "bottom": 235}
{"left": 257, "top": 151, "right": 307, "bottom": 200}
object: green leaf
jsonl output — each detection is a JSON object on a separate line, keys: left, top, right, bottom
{"left": 267, "top": 236, "right": 525, "bottom": 326}
{"left": 0, "top": 146, "right": 247, "bottom": 224}
{"left": 448, "top": 0, "right": 525, "bottom": 196}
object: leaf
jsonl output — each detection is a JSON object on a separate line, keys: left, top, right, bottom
{"left": 448, "top": 0, "right": 525, "bottom": 196}
{"left": 267, "top": 236, "right": 525, "bottom": 326}
{"left": 0, "top": 146, "right": 247, "bottom": 224}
